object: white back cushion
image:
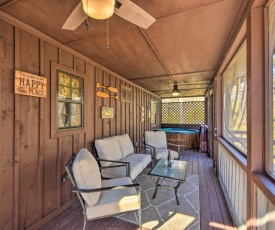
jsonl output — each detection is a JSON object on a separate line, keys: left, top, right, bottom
{"left": 72, "top": 148, "right": 101, "bottom": 206}
{"left": 94, "top": 136, "right": 122, "bottom": 166}
{"left": 117, "top": 134, "right": 134, "bottom": 158}
{"left": 145, "top": 131, "right": 167, "bottom": 149}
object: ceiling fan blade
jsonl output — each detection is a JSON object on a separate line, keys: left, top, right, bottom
{"left": 114, "top": 0, "right": 155, "bottom": 29}
{"left": 62, "top": 2, "right": 86, "bottom": 30}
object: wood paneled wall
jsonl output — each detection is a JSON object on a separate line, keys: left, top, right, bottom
{"left": 0, "top": 18, "right": 160, "bottom": 230}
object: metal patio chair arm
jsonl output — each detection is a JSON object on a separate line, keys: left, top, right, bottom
{"left": 134, "top": 145, "right": 152, "bottom": 155}
{"left": 72, "top": 183, "right": 140, "bottom": 193}
{"left": 167, "top": 142, "right": 181, "bottom": 155}
{"left": 96, "top": 158, "right": 130, "bottom": 177}
{"left": 143, "top": 143, "right": 157, "bottom": 159}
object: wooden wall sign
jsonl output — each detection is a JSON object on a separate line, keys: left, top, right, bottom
{"left": 14, "top": 70, "right": 47, "bottom": 98}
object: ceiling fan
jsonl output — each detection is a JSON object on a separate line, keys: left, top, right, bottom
{"left": 62, "top": 0, "right": 156, "bottom": 30}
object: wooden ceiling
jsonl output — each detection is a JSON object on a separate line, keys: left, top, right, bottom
{"left": 0, "top": 0, "right": 250, "bottom": 97}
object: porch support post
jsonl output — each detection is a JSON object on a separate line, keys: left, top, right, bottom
{"left": 213, "top": 74, "right": 222, "bottom": 171}
{"left": 247, "top": 5, "right": 265, "bottom": 229}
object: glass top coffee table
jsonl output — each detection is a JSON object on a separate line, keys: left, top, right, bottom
{"left": 148, "top": 158, "right": 188, "bottom": 205}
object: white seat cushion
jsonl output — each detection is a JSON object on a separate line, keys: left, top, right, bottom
{"left": 73, "top": 148, "right": 101, "bottom": 206}
{"left": 145, "top": 131, "right": 167, "bottom": 149}
{"left": 101, "top": 160, "right": 144, "bottom": 180}
{"left": 123, "top": 153, "right": 151, "bottom": 169}
{"left": 117, "top": 134, "right": 134, "bottom": 158}
{"left": 94, "top": 136, "right": 123, "bottom": 166}
{"left": 155, "top": 149, "right": 179, "bottom": 160}
{"left": 86, "top": 177, "right": 139, "bottom": 220}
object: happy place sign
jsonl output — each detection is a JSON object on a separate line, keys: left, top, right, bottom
{"left": 14, "top": 70, "right": 47, "bottom": 98}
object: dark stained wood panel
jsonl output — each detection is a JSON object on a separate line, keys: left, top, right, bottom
{"left": 1, "top": 0, "right": 132, "bottom": 44}
{"left": 74, "top": 133, "right": 85, "bottom": 153}
{"left": 173, "top": 71, "right": 214, "bottom": 84}
{"left": 0, "top": 20, "right": 15, "bottom": 230}
{"left": 0, "top": 0, "right": 250, "bottom": 97}
{"left": 132, "top": 0, "right": 229, "bottom": 19}
{"left": 132, "top": 75, "right": 172, "bottom": 92}
{"left": 115, "top": 77, "right": 121, "bottom": 135}
{"left": 146, "top": 0, "right": 243, "bottom": 74}
{"left": 120, "top": 83, "right": 126, "bottom": 134}
{"left": 103, "top": 71, "right": 111, "bottom": 138}
{"left": 17, "top": 29, "right": 40, "bottom": 229}
{"left": 95, "top": 68, "right": 104, "bottom": 140}
{"left": 61, "top": 135, "right": 73, "bottom": 205}
{"left": 160, "top": 89, "right": 208, "bottom": 97}
{"left": 59, "top": 50, "right": 74, "bottom": 69}
{"left": 18, "top": 31, "right": 39, "bottom": 228}
{"left": 85, "top": 63, "right": 96, "bottom": 152}
{"left": 42, "top": 42, "right": 59, "bottom": 217}
{"left": 67, "top": 26, "right": 167, "bottom": 79}
{"left": 110, "top": 75, "right": 116, "bottom": 137}
{"left": 74, "top": 57, "right": 86, "bottom": 73}
{"left": 0, "top": 13, "right": 161, "bottom": 229}
{"left": 133, "top": 75, "right": 210, "bottom": 97}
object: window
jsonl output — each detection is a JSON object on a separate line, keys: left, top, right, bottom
{"left": 161, "top": 97, "right": 205, "bottom": 124}
{"left": 57, "top": 71, "right": 84, "bottom": 129}
{"left": 222, "top": 42, "right": 247, "bottom": 154}
{"left": 267, "top": 2, "right": 275, "bottom": 177}
{"left": 50, "top": 62, "right": 86, "bottom": 138}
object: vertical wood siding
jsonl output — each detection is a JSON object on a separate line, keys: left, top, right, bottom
{"left": 218, "top": 143, "right": 247, "bottom": 227}
{"left": 0, "top": 19, "right": 160, "bottom": 230}
{"left": 0, "top": 20, "right": 15, "bottom": 230}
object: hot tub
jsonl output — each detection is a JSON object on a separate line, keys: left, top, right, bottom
{"left": 158, "top": 128, "right": 199, "bottom": 149}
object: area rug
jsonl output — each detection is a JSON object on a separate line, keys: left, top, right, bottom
{"left": 116, "top": 167, "right": 200, "bottom": 230}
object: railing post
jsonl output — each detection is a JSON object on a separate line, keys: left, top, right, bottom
{"left": 247, "top": 4, "right": 265, "bottom": 229}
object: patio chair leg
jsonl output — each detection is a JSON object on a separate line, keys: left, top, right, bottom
{"left": 83, "top": 216, "right": 87, "bottom": 230}
{"left": 138, "top": 188, "right": 142, "bottom": 229}
{"left": 138, "top": 209, "right": 142, "bottom": 229}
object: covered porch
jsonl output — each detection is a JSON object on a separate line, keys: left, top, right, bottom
{"left": 0, "top": 0, "right": 275, "bottom": 229}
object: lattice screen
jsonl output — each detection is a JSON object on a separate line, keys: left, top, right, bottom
{"left": 161, "top": 101, "right": 205, "bottom": 124}
{"left": 151, "top": 101, "right": 157, "bottom": 124}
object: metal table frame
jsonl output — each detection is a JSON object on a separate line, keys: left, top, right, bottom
{"left": 148, "top": 158, "right": 188, "bottom": 205}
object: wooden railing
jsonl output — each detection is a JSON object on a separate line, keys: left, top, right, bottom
{"left": 218, "top": 142, "right": 247, "bottom": 227}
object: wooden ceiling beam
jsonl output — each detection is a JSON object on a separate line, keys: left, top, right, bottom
{"left": 139, "top": 27, "right": 174, "bottom": 83}
{"left": 132, "top": 78, "right": 210, "bottom": 86}
{"left": 152, "top": 87, "right": 209, "bottom": 93}
{"left": 130, "top": 69, "right": 214, "bottom": 81}
{"left": 63, "top": 0, "right": 239, "bottom": 48}
{"left": 63, "top": 24, "right": 136, "bottom": 45}
{"left": 0, "top": 0, "right": 19, "bottom": 10}
{"left": 155, "top": 0, "right": 235, "bottom": 22}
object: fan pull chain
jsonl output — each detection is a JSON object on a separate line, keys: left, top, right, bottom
{"left": 86, "top": 16, "right": 89, "bottom": 30}
{"left": 106, "top": 19, "right": 110, "bottom": 49}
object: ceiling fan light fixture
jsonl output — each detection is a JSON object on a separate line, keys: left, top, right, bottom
{"left": 172, "top": 84, "right": 179, "bottom": 96}
{"left": 82, "top": 0, "right": 115, "bottom": 20}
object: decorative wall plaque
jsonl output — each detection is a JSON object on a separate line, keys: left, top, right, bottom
{"left": 101, "top": 107, "right": 114, "bottom": 119}
{"left": 121, "top": 85, "right": 132, "bottom": 103}
{"left": 14, "top": 70, "right": 47, "bottom": 98}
